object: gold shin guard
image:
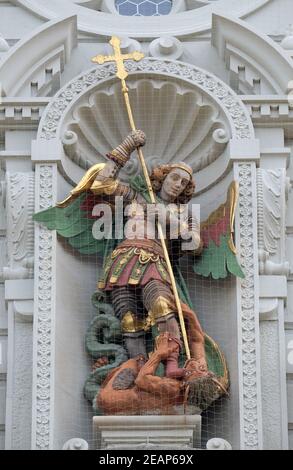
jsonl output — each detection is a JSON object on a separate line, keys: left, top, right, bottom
{"left": 148, "top": 296, "right": 174, "bottom": 323}
{"left": 121, "top": 311, "right": 146, "bottom": 334}
{"left": 121, "top": 296, "right": 175, "bottom": 335}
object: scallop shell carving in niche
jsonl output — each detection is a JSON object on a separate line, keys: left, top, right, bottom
{"left": 62, "top": 78, "right": 230, "bottom": 179}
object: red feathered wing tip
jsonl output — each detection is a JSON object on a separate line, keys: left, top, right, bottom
{"left": 80, "top": 193, "right": 108, "bottom": 220}
{"left": 200, "top": 182, "right": 238, "bottom": 253}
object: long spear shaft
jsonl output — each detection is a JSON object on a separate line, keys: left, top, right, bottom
{"left": 92, "top": 36, "right": 191, "bottom": 360}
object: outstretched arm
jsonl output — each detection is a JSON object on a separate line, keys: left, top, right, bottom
{"left": 57, "top": 130, "right": 146, "bottom": 207}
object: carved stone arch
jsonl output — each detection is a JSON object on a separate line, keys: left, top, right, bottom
{"left": 36, "top": 57, "right": 255, "bottom": 194}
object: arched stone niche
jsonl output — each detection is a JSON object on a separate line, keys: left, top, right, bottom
{"left": 60, "top": 77, "right": 231, "bottom": 185}
{"left": 36, "top": 58, "right": 255, "bottom": 195}
{"left": 32, "top": 58, "right": 262, "bottom": 450}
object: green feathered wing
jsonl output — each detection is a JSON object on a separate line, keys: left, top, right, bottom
{"left": 33, "top": 176, "right": 152, "bottom": 260}
{"left": 33, "top": 192, "right": 118, "bottom": 259}
{"left": 194, "top": 181, "right": 245, "bottom": 280}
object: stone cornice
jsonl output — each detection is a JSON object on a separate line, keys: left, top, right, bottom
{"left": 0, "top": 98, "right": 50, "bottom": 127}
{"left": 243, "top": 96, "right": 293, "bottom": 124}
{"left": 13, "top": 0, "right": 271, "bottom": 38}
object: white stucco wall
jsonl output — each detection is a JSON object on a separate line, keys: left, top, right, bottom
{"left": 0, "top": 0, "right": 292, "bottom": 450}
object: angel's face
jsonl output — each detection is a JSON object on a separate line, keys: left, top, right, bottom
{"left": 160, "top": 168, "right": 191, "bottom": 202}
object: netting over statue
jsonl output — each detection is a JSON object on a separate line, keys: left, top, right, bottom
{"left": 32, "top": 36, "right": 246, "bottom": 447}
{"left": 34, "top": 128, "right": 243, "bottom": 418}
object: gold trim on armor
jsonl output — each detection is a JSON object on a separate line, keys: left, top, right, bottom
{"left": 121, "top": 311, "right": 146, "bottom": 333}
{"left": 109, "top": 248, "right": 136, "bottom": 284}
{"left": 111, "top": 246, "right": 133, "bottom": 260}
{"left": 56, "top": 163, "right": 120, "bottom": 207}
{"left": 133, "top": 248, "right": 159, "bottom": 265}
{"left": 91, "top": 178, "right": 119, "bottom": 195}
{"left": 128, "top": 272, "right": 142, "bottom": 285}
{"left": 117, "top": 238, "right": 165, "bottom": 257}
{"left": 148, "top": 296, "right": 174, "bottom": 322}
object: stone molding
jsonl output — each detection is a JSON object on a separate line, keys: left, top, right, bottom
{"left": 1, "top": 172, "right": 35, "bottom": 281}
{"left": 206, "top": 438, "right": 232, "bottom": 450}
{"left": 62, "top": 438, "right": 89, "bottom": 450}
{"left": 39, "top": 58, "right": 253, "bottom": 142}
{"left": 257, "top": 168, "right": 290, "bottom": 276}
{"left": 257, "top": 169, "right": 281, "bottom": 255}
{"left": 35, "top": 57, "right": 255, "bottom": 194}
{"left": 93, "top": 415, "right": 201, "bottom": 450}
{"left": 61, "top": 79, "right": 230, "bottom": 176}
{"left": 244, "top": 97, "right": 293, "bottom": 125}
{"left": 235, "top": 162, "right": 263, "bottom": 449}
{"left": 0, "top": 98, "right": 50, "bottom": 127}
{"left": 32, "top": 164, "right": 57, "bottom": 450}
{"left": 13, "top": 0, "right": 271, "bottom": 37}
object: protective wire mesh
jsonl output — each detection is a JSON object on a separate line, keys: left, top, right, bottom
{"left": 42, "top": 72, "right": 241, "bottom": 450}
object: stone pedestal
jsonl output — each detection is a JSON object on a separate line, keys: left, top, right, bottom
{"left": 93, "top": 415, "right": 201, "bottom": 450}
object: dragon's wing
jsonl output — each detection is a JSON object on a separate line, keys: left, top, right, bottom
{"left": 33, "top": 192, "right": 115, "bottom": 255}
{"left": 193, "top": 181, "right": 245, "bottom": 279}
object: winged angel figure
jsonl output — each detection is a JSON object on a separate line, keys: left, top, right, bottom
{"left": 34, "top": 130, "right": 244, "bottom": 415}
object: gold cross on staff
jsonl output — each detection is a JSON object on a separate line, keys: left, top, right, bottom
{"left": 91, "top": 35, "right": 191, "bottom": 360}
{"left": 92, "top": 36, "right": 191, "bottom": 359}
{"left": 91, "top": 36, "right": 144, "bottom": 81}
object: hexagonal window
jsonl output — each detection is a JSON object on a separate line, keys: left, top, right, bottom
{"left": 138, "top": 1, "right": 157, "bottom": 16}
{"left": 116, "top": 1, "right": 138, "bottom": 16}
{"left": 115, "top": 0, "right": 172, "bottom": 16}
{"left": 158, "top": 1, "right": 172, "bottom": 15}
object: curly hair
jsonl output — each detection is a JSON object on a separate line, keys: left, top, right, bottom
{"left": 150, "top": 164, "right": 195, "bottom": 204}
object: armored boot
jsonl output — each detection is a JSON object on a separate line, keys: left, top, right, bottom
{"left": 123, "top": 333, "right": 147, "bottom": 359}
{"left": 121, "top": 311, "right": 148, "bottom": 359}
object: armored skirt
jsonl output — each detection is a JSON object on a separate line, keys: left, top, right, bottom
{"left": 98, "top": 238, "right": 171, "bottom": 291}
